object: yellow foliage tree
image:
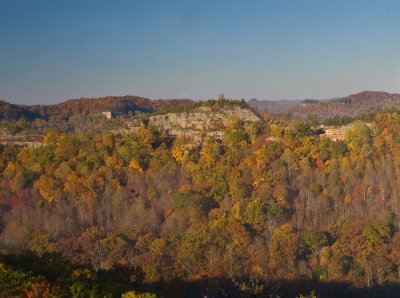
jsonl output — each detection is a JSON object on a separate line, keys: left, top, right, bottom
{"left": 34, "top": 174, "right": 59, "bottom": 203}
{"left": 129, "top": 158, "right": 143, "bottom": 173}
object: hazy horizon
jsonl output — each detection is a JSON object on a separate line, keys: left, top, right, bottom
{"left": 1, "top": 0, "right": 400, "bottom": 104}
{"left": 1, "top": 89, "right": 395, "bottom": 106}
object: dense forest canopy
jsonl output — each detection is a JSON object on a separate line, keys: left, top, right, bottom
{"left": 2, "top": 105, "right": 400, "bottom": 296}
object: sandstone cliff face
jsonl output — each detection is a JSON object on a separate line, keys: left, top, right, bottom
{"left": 148, "top": 106, "right": 259, "bottom": 130}
{"left": 123, "top": 105, "right": 260, "bottom": 142}
{"left": 319, "top": 122, "right": 373, "bottom": 141}
{"left": 319, "top": 124, "right": 353, "bottom": 141}
{"left": 0, "top": 128, "right": 43, "bottom": 147}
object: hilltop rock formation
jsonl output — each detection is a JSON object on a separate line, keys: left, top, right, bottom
{"left": 121, "top": 104, "right": 260, "bottom": 143}
{"left": 319, "top": 124, "right": 353, "bottom": 141}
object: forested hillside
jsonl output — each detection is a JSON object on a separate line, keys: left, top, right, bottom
{"left": 251, "top": 91, "right": 400, "bottom": 120}
{"left": 0, "top": 96, "right": 193, "bottom": 121}
{"left": 290, "top": 91, "right": 400, "bottom": 119}
{"left": 2, "top": 108, "right": 400, "bottom": 296}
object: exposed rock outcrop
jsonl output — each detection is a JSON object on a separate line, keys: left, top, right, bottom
{"left": 121, "top": 105, "right": 260, "bottom": 143}
{"left": 0, "top": 128, "right": 44, "bottom": 147}
{"left": 319, "top": 124, "right": 353, "bottom": 141}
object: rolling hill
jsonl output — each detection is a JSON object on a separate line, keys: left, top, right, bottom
{"left": 0, "top": 95, "right": 193, "bottom": 121}
{"left": 249, "top": 91, "right": 400, "bottom": 119}
{"left": 2, "top": 91, "right": 400, "bottom": 122}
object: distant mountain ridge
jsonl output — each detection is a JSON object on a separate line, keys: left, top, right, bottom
{"left": 1, "top": 91, "right": 400, "bottom": 122}
{"left": 0, "top": 95, "right": 193, "bottom": 121}
{"left": 291, "top": 91, "right": 400, "bottom": 118}
{"left": 248, "top": 91, "right": 400, "bottom": 119}
{"left": 247, "top": 98, "right": 302, "bottom": 111}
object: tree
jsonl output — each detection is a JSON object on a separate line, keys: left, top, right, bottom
{"left": 269, "top": 223, "right": 303, "bottom": 277}
{"left": 24, "top": 281, "right": 59, "bottom": 298}
{"left": 34, "top": 174, "right": 61, "bottom": 203}
{"left": 0, "top": 263, "right": 34, "bottom": 296}
{"left": 362, "top": 220, "right": 390, "bottom": 247}
{"left": 345, "top": 121, "right": 372, "bottom": 151}
{"left": 301, "top": 229, "right": 328, "bottom": 258}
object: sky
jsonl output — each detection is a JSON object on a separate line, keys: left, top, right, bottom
{"left": 1, "top": 0, "right": 400, "bottom": 104}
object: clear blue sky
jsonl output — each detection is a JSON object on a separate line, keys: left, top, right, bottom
{"left": 1, "top": 0, "right": 400, "bottom": 104}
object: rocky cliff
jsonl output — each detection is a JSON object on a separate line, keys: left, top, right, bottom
{"left": 121, "top": 104, "right": 260, "bottom": 142}
{"left": 0, "top": 128, "right": 43, "bottom": 147}
{"left": 319, "top": 124, "right": 353, "bottom": 141}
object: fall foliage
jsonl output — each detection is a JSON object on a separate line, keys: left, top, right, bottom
{"left": 3, "top": 104, "right": 400, "bottom": 296}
